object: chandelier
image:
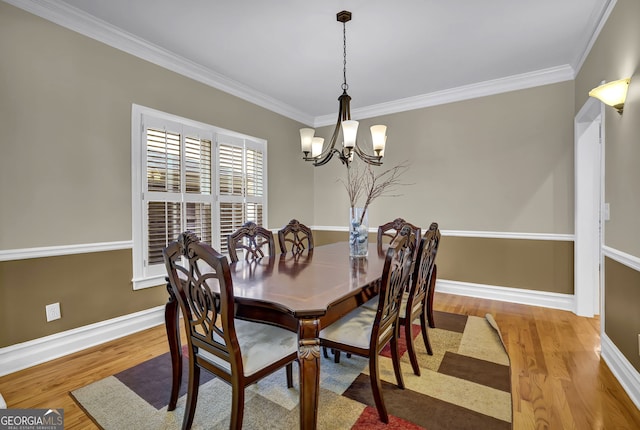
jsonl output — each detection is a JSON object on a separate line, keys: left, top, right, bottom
{"left": 299, "top": 10, "right": 387, "bottom": 167}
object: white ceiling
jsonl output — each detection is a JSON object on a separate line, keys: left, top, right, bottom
{"left": 11, "top": 0, "right": 613, "bottom": 125}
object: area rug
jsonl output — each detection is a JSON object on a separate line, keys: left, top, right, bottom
{"left": 71, "top": 311, "right": 511, "bottom": 429}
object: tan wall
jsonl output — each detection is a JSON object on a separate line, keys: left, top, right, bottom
{"left": 313, "top": 231, "right": 574, "bottom": 295}
{"left": 0, "top": 3, "right": 311, "bottom": 346}
{"left": 576, "top": 0, "right": 640, "bottom": 257}
{"left": 575, "top": 0, "right": 640, "bottom": 370}
{"left": 312, "top": 82, "right": 575, "bottom": 234}
{"left": 0, "top": 2, "right": 312, "bottom": 250}
{"left": 0, "top": 250, "right": 169, "bottom": 347}
{"left": 309, "top": 78, "right": 576, "bottom": 306}
{"left": 604, "top": 257, "right": 640, "bottom": 372}
{"left": 0, "top": 1, "right": 582, "bottom": 349}
{"left": 438, "top": 237, "right": 573, "bottom": 294}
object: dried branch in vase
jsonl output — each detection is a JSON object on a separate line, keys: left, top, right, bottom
{"left": 340, "top": 160, "right": 411, "bottom": 225}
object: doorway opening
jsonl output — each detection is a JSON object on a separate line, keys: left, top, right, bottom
{"left": 574, "top": 97, "right": 605, "bottom": 318}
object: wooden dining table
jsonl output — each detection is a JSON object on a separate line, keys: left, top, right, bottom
{"left": 164, "top": 241, "right": 387, "bottom": 430}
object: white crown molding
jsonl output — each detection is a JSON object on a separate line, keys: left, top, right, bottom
{"left": 313, "top": 65, "right": 575, "bottom": 127}
{"left": 603, "top": 245, "right": 640, "bottom": 272}
{"left": 435, "top": 279, "right": 575, "bottom": 312}
{"left": 572, "top": 0, "right": 617, "bottom": 74}
{"left": 311, "top": 226, "right": 573, "bottom": 242}
{"left": 601, "top": 332, "right": 640, "bottom": 411}
{"left": 6, "top": 0, "right": 589, "bottom": 128}
{"left": 4, "top": 0, "right": 314, "bottom": 125}
{"left": 0, "top": 306, "right": 164, "bottom": 377}
{"left": 0, "top": 240, "right": 133, "bottom": 262}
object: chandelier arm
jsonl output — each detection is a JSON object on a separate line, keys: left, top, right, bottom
{"left": 311, "top": 148, "right": 340, "bottom": 166}
{"left": 309, "top": 100, "right": 345, "bottom": 166}
{"left": 353, "top": 142, "right": 383, "bottom": 166}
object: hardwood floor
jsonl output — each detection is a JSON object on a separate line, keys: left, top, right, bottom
{"left": 1, "top": 292, "right": 639, "bottom": 429}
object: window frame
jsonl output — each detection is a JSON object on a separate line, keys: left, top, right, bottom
{"left": 131, "top": 104, "right": 267, "bottom": 290}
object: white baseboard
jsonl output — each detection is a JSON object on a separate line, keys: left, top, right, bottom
{"left": 601, "top": 333, "right": 640, "bottom": 410}
{"left": 0, "top": 306, "right": 165, "bottom": 377}
{"left": 436, "top": 279, "right": 575, "bottom": 311}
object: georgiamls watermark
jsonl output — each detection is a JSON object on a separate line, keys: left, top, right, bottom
{"left": 0, "top": 409, "right": 63, "bottom": 430}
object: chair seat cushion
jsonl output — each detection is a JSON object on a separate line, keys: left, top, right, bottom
{"left": 320, "top": 305, "right": 376, "bottom": 349}
{"left": 366, "top": 293, "right": 421, "bottom": 319}
{"left": 199, "top": 319, "right": 298, "bottom": 376}
{"left": 361, "top": 296, "right": 379, "bottom": 311}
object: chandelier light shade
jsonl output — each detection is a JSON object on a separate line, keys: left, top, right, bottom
{"left": 342, "top": 120, "right": 358, "bottom": 149}
{"left": 370, "top": 125, "right": 387, "bottom": 155}
{"left": 300, "top": 11, "right": 387, "bottom": 167}
{"left": 588, "top": 78, "right": 631, "bottom": 115}
{"left": 300, "top": 128, "right": 315, "bottom": 156}
{"left": 311, "top": 137, "right": 324, "bottom": 158}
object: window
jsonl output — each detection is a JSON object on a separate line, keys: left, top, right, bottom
{"left": 217, "top": 134, "right": 266, "bottom": 254}
{"left": 132, "top": 105, "right": 267, "bottom": 289}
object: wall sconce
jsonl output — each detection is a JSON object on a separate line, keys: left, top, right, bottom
{"left": 588, "top": 78, "right": 631, "bottom": 115}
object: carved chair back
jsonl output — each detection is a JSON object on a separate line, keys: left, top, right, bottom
{"left": 227, "top": 221, "right": 275, "bottom": 262}
{"left": 373, "top": 225, "right": 416, "bottom": 352}
{"left": 163, "top": 232, "right": 241, "bottom": 375}
{"left": 424, "top": 222, "right": 441, "bottom": 328}
{"left": 163, "top": 231, "right": 297, "bottom": 429}
{"left": 399, "top": 221, "right": 441, "bottom": 375}
{"left": 377, "top": 218, "right": 421, "bottom": 254}
{"left": 277, "top": 219, "right": 314, "bottom": 254}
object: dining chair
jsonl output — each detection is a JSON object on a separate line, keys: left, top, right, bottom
{"left": 163, "top": 231, "right": 298, "bottom": 430}
{"left": 227, "top": 221, "right": 275, "bottom": 263}
{"left": 329, "top": 219, "right": 421, "bottom": 365}
{"left": 424, "top": 222, "right": 441, "bottom": 328}
{"left": 319, "top": 225, "right": 416, "bottom": 424}
{"left": 277, "top": 219, "right": 314, "bottom": 254}
{"left": 354, "top": 217, "right": 420, "bottom": 307}
{"left": 399, "top": 223, "right": 439, "bottom": 376}
{"left": 377, "top": 217, "right": 421, "bottom": 254}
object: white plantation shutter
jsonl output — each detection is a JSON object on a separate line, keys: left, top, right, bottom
{"left": 132, "top": 106, "right": 267, "bottom": 289}
{"left": 146, "top": 129, "right": 181, "bottom": 192}
{"left": 217, "top": 134, "right": 266, "bottom": 254}
{"left": 182, "top": 132, "right": 213, "bottom": 246}
{"left": 185, "top": 135, "right": 212, "bottom": 195}
{"left": 140, "top": 116, "right": 214, "bottom": 277}
{"left": 147, "top": 201, "right": 182, "bottom": 265}
{"left": 245, "top": 145, "right": 264, "bottom": 198}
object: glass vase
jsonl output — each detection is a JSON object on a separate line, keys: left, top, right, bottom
{"left": 349, "top": 207, "right": 368, "bottom": 258}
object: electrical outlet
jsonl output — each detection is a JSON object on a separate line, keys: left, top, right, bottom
{"left": 46, "top": 303, "right": 61, "bottom": 322}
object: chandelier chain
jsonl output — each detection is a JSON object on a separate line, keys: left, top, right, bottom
{"left": 299, "top": 10, "right": 386, "bottom": 167}
{"left": 342, "top": 21, "right": 348, "bottom": 91}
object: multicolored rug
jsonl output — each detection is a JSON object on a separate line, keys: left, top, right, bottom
{"left": 71, "top": 311, "right": 511, "bottom": 429}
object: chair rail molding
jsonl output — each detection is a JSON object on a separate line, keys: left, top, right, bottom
{"left": 0, "top": 240, "right": 133, "bottom": 262}
{"left": 311, "top": 226, "right": 574, "bottom": 242}
{"left": 603, "top": 245, "right": 640, "bottom": 272}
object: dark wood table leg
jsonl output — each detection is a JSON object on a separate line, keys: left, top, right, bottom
{"left": 165, "top": 282, "right": 182, "bottom": 411}
{"left": 298, "top": 318, "right": 320, "bottom": 430}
